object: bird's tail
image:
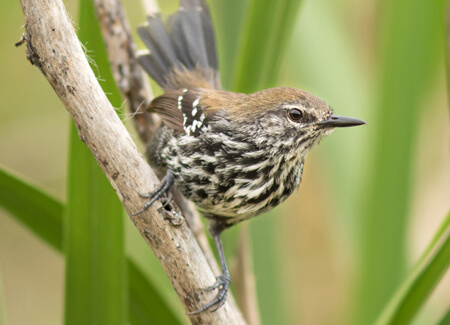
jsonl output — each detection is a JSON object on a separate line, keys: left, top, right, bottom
{"left": 137, "top": 0, "right": 220, "bottom": 91}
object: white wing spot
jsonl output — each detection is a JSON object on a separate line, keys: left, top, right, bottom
{"left": 183, "top": 124, "right": 191, "bottom": 136}
{"left": 192, "top": 119, "right": 203, "bottom": 131}
{"left": 177, "top": 95, "right": 183, "bottom": 111}
{"left": 192, "top": 98, "right": 200, "bottom": 108}
{"left": 192, "top": 107, "right": 198, "bottom": 116}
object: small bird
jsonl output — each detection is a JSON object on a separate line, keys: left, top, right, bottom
{"left": 135, "top": 0, "right": 365, "bottom": 314}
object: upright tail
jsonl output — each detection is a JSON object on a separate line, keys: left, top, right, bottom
{"left": 137, "top": 0, "right": 221, "bottom": 91}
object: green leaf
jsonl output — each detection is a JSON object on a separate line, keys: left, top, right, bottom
{"left": 63, "top": 0, "right": 126, "bottom": 324}
{"left": 127, "top": 260, "right": 182, "bottom": 325}
{"left": 356, "top": 0, "right": 445, "bottom": 322}
{"left": 413, "top": 211, "right": 450, "bottom": 272}
{"left": 209, "top": 0, "right": 249, "bottom": 90}
{"left": 231, "top": 0, "right": 304, "bottom": 93}
{"left": 125, "top": 220, "right": 186, "bottom": 323}
{"left": 437, "top": 307, "right": 450, "bottom": 325}
{"left": 375, "top": 211, "right": 450, "bottom": 325}
{"left": 249, "top": 213, "right": 288, "bottom": 325}
{"left": 0, "top": 167, "right": 63, "bottom": 251}
{"left": 64, "top": 125, "right": 126, "bottom": 325}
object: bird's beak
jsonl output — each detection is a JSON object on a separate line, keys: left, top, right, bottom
{"left": 317, "top": 115, "right": 366, "bottom": 128}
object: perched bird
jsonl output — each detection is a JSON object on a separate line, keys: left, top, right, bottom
{"left": 135, "top": 0, "right": 365, "bottom": 314}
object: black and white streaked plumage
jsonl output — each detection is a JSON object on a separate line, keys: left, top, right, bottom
{"left": 135, "top": 0, "right": 365, "bottom": 314}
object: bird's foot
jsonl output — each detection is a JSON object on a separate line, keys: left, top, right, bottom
{"left": 132, "top": 171, "right": 181, "bottom": 225}
{"left": 187, "top": 274, "right": 231, "bottom": 315}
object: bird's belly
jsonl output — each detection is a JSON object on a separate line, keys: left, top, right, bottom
{"left": 171, "top": 157, "right": 304, "bottom": 221}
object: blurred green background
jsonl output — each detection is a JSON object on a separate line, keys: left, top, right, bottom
{"left": 0, "top": 0, "right": 449, "bottom": 324}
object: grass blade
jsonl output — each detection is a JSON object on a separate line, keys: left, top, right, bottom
{"left": 64, "top": 125, "right": 126, "bottom": 325}
{"left": 356, "top": 0, "right": 445, "bottom": 322}
{"left": 375, "top": 211, "right": 450, "bottom": 325}
{"left": 413, "top": 211, "right": 450, "bottom": 271}
{"left": 63, "top": 0, "right": 126, "bottom": 324}
{"left": 231, "top": 0, "right": 304, "bottom": 93}
{"left": 127, "top": 260, "right": 182, "bottom": 325}
{"left": 209, "top": 0, "right": 249, "bottom": 89}
{"left": 437, "top": 307, "right": 450, "bottom": 325}
{"left": 0, "top": 167, "right": 63, "bottom": 251}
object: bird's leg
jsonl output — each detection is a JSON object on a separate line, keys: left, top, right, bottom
{"left": 188, "top": 234, "right": 231, "bottom": 314}
{"left": 132, "top": 170, "right": 175, "bottom": 216}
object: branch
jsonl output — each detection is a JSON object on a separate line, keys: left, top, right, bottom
{"left": 18, "top": 0, "right": 245, "bottom": 323}
{"left": 93, "top": 0, "right": 157, "bottom": 144}
{"left": 232, "top": 224, "right": 261, "bottom": 325}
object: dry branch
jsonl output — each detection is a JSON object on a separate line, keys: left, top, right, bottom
{"left": 92, "top": 0, "right": 157, "bottom": 144}
{"left": 18, "top": 0, "right": 245, "bottom": 323}
{"left": 232, "top": 224, "right": 261, "bottom": 325}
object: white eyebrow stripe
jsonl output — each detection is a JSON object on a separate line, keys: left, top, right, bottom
{"left": 281, "top": 104, "right": 301, "bottom": 109}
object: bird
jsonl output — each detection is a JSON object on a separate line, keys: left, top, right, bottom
{"left": 134, "top": 0, "right": 365, "bottom": 314}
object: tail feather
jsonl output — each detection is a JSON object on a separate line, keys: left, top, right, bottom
{"left": 137, "top": 0, "right": 220, "bottom": 91}
{"left": 138, "top": 17, "right": 176, "bottom": 75}
{"left": 137, "top": 52, "right": 166, "bottom": 87}
{"left": 171, "top": 0, "right": 209, "bottom": 69}
{"left": 200, "top": 2, "right": 218, "bottom": 71}
{"left": 168, "top": 13, "right": 197, "bottom": 69}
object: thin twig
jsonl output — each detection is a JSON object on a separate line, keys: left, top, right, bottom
{"left": 92, "top": 0, "right": 157, "bottom": 144}
{"left": 232, "top": 224, "right": 261, "bottom": 325}
{"left": 17, "top": 0, "right": 245, "bottom": 323}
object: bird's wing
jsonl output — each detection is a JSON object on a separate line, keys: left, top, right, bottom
{"left": 148, "top": 88, "right": 210, "bottom": 137}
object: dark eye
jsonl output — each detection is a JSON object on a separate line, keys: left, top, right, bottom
{"left": 289, "top": 108, "right": 303, "bottom": 121}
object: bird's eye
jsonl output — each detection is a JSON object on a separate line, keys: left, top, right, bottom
{"left": 289, "top": 108, "right": 303, "bottom": 121}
